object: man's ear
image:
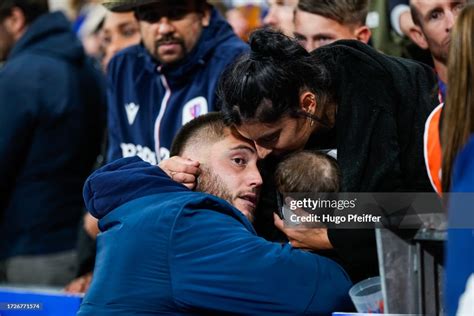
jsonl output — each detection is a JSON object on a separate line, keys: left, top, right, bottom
{"left": 354, "top": 25, "right": 371, "bottom": 44}
{"left": 201, "top": 8, "right": 211, "bottom": 27}
{"left": 3, "top": 7, "right": 27, "bottom": 40}
{"left": 299, "top": 92, "right": 317, "bottom": 114}
{"left": 408, "top": 24, "right": 429, "bottom": 49}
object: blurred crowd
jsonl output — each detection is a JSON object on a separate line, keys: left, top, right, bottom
{"left": 0, "top": 0, "right": 473, "bottom": 315}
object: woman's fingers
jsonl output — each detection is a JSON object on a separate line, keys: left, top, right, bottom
{"left": 158, "top": 156, "right": 201, "bottom": 187}
{"left": 273, "top": 213, "right": 332, "bottom": 250}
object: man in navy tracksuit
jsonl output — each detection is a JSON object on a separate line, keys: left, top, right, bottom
{"left": 103, "top": 0, "right": 248, "bottom": 164}
{"left": 78, "top": 113, "right": 352, "bottom": 315}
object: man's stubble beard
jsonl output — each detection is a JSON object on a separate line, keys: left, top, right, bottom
{"left": 196, "top": 165, "right": 234, "bottom": 206}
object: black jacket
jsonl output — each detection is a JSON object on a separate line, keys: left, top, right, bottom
{"left": 255, "top": 40, "right": 438, "bottom": 282}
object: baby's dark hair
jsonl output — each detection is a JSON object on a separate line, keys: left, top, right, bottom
{"left": 275, "top": 151, "right": 340, "bottom": 193}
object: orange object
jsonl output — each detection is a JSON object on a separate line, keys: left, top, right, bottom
{"left": 423, "top": 103, "right": 443, "bottom": 195}
{"left": 226, "top": 5, "right": 263, "bottom": 42}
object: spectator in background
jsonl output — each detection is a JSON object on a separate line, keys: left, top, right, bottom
{"left": 409, "top": 0, "right": 465, "bottom": 94}
{"left": 70, "top": 0, "right": 101, "bottom": 33}
{"left": 442, "top": 6, "right": 474, "bottom": 315}
{"left": 99, "top": 10, "right": 141, "bottom": 70}
{"left": 413, "top": 0, "right": 466, "bottom": 194}
{"left": 48, "top": 0, "right": 73, "bottom": 16}
{"left": 294, "top": 0, "right": 371, "bottom": 52}
{"left": 263, "top": 0, "right": 297, "bottom": 36}
{"left": 226, "top": 4, "right": 263, "bottom": 42}
{"left": 383, "top": 0, "right": 433, "bottom": 67}
{"left": 0, "top": 0, "right": 105, "bottom": 286}
{"left": 64, "top": 8, "right": 142, "bottom": 294}
{"left": 102, "top": 0, "right": 247, "bottom": 165}
{"left": 390, "top": 0, "right": 413, "bottom": 38}
{"left": 226, "top": 7, "right": 248, "bottom": 40}
{"left": 77, "top": 4, "right": 107, "bottom": 60}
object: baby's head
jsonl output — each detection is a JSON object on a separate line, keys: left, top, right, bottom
{"left": 275, "top": 151, "right": 341, "bottom": 194}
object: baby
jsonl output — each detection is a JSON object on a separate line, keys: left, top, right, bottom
{"left": 274, "top": 150, "right": 341, "bottom": 220}
{"left": 275, "top": 150, "right": 340, "bottom": 193}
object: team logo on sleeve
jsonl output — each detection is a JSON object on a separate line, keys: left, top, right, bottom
{"left": 182, "top": 97, "right": 208, "bottom": 125}
{"left": 125, "top": 102, "right": 140, "bottom": 125}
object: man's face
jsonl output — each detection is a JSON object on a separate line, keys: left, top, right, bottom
{"left": 135, "top": 2, "right": 210, "bottom": 65}
{"left": 263, "top": 0, "right": 298, "bottom": 36}
{"left": 411, "top": 0, "right": 465, "bottom": 65}
{"left": 294, "top": 9, "right": 358, "bottom": 52}
{"left": 195, "top": 129, "right": 262, "bottom": 222}
{"left": 0, "top": 19, "right": 15, "bottom": 62}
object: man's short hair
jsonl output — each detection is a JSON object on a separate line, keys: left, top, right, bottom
{"left": 297, "top": 0, "right": 369, "bottom": 27}
{"left": 170, "top": 112, "right": 228, "bottom": 157}
{"left": 0, "top": 0, "right": 48, "bottom": 24}
{"left": 275, "top": 151, "right": 341, "bottom": 193}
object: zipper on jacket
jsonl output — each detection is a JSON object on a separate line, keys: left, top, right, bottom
{"left": 154, "top": 74, "right": 171, "bottom": 162}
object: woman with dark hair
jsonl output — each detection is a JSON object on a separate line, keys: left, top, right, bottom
{"left": 218, "top": 28, "right": 335, "bottom": 158}
{"left": 162, "top": 28, "right": 439, "bottom": 282}
{"left": 217, "top": 28, "right": 439, "bottom": 282}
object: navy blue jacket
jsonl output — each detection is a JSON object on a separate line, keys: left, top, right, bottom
{"left": 445, "top": 136, "right": 474, "bottom": 316}
{"left": 106, "top": 9, "right": 248, "bottom": 164}
{"left": 78, "top": 157, "right": 353, "bottom": 315}
{"left": 0, "top": 12, "right": 106, "bottom": 259}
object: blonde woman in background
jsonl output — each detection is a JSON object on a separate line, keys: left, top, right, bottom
{"left": 442, "top": 4, "right": 474, "bottom": 316}
{"left": 441, "top": 3, "right": 474, "bottom": 192}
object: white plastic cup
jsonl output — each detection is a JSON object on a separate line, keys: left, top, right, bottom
{"left": 348, "top": 276, "right": 384, "bottom": 313}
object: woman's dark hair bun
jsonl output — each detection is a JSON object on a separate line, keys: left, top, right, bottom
{"left": 248, "top": 27, "right": 309, "bottom": 61}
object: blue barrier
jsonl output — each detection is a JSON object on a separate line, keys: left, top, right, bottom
{"left": 0, "top": 287, "right": 82, "bottom": 316}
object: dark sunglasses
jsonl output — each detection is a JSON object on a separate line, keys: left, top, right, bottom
{"left": 135, "top": 4, "right": 198, "bottom": 23}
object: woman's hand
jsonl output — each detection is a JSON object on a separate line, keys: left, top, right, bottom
{"left": 64, "top": 272, "right": 93, "bottom": 294}
{"left": 84, "top": 213, "right": 99, "bottom": 239}
{"left": 274, "top": 213, "right": 333, "bottom": 250}
{"left": 158, "top": 156, "right": 201, "bottom": 189}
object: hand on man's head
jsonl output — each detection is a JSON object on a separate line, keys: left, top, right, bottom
{"left": 159, "top": 156, "right": 201, "bottom": 189}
